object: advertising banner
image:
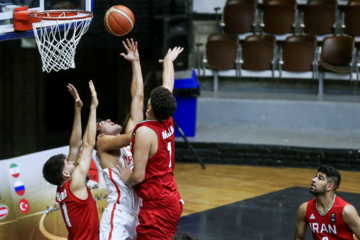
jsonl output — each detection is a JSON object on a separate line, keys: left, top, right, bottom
{"left": 0, "top": 146, "right": 108, "bottom": 240}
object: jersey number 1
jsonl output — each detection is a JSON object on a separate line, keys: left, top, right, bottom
{"left": 167, "top": 142, "right": 172, "bottom": 168}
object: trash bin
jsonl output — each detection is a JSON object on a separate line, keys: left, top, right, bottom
{"left": 173, "top": 69, "right": 200, "bottom": 137}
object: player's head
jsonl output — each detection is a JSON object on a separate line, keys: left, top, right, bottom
{"left": 42, "top": 154, "right": 77, "bottom": 186}
{"left": 96, "top": 118, "right": 122, "bottom": 139}
{"left": 147, "top": 87, "right": 177, "bottom": 121}
{"left": 318, "top": 165, "right": 341, "bottom": 190}
{"left": 310, "top": 165, "right": 341, "bottom": 195}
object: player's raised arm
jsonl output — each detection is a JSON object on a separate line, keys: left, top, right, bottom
{"left": 67, "top": 83, "right": 83, "bottom": 164}
{"left": 71, "top": 80, "right": 98, "bottom": 198}
{"left": 120, "top": 38, "right": 144, "bottom": 133}
{"left": 159, "top": 47, "right": 184, "bottom": 93}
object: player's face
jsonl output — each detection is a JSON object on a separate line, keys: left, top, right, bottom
{"left": 310, "top": 171, "right": 328, "bottom": 195}
{"left": 145, "top": 99, "right": 152, "bottom": 119}
{"left": 63, "top": 158, "right": 77, "bottom": 176}
{"left": 97, "top": 119, "right": 122, "bottom": 136}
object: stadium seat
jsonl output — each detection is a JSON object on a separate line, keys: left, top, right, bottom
{"left": 239, "top": 35, "right": 277, "bottom": 78}
{"left": 201, "top": 33, "right": 240, "bottom": 93}
{"left": 340, "top": 0, "right": 360, "bottom": 39}
{"left": 278, "top": 35, "right": 318, "bottom": 79}
{"left": 259, "top": 0, "right": 298, "bottom": 41}
{"left": 300, "top": 0, "right": 338, "bottom": 41}
{"left": 317, "top": 36, "right": 356, "bottom": 95}
{"left": 220, "top": 0, "right": 259, "bottom": 40}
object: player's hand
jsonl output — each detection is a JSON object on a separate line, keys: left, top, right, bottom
{"left": 67, "top": 83, "right": 83, "bottom": 108}
{"left": 113, "top": 158, "right": 131, "bottom": 185}
{"left": 89, "top": 80, "right": 98, "bottom": 108}
{"left": 159, "top": 46, "right": 184, "bottom": 63}
{"left": 120, "top": 38, "right": 139, "bottom": 62}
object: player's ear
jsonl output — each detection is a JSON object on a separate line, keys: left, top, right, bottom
{"left": 146, "top": 105, "right": 152, "bottom": 113}
{"left": 63, "top": 169, "right": 70, "bottom": 179}
{"left": 326, "top": 182, "right": 334, "bottom": 191}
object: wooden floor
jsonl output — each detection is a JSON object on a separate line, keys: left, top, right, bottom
{"left": 174, "top": 163, "right": 360, "bottom": 217}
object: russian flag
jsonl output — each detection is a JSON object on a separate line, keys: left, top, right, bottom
{"left": 14, "top": 181, "right": 25, "bottom": 196}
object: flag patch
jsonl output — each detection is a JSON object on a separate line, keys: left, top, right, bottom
{"left": 9, "top": 163, "right": 20, "bottom": 178}
{"left": 14, "top": 181, "right": 25, "bottom": 196}
{"left": 19, "top": 199, "right": 30, "bottom": 214}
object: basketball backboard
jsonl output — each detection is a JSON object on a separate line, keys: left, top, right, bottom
{"left": 0, "top": 0, "right": 93, "bottom": 41}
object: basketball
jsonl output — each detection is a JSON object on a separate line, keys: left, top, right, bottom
{"left": 104, "top": 5, "right": 135, "bottom": 37}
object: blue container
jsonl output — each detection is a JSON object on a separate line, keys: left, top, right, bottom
{"left": 173, "top": 69, "right": 200, "bottom": 137}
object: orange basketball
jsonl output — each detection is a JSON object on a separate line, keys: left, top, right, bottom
{"left": 104, "top": 5, "right": 135, "bottom": 37}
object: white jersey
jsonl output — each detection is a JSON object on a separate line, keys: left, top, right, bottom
{"left": 97, "top": 146, "right": 142, "bottom": 240}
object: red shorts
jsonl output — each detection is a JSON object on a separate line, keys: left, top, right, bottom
{"left": 136, "top": 193, "right": 183, "bottom": 240}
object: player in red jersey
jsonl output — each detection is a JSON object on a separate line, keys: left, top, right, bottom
{"left": 114, "top": 46, "right": 184, "bottom": 240}
{"left": 43, "top": 81, "right": 99, "bottom": 240}
{"left": 294, "top": 165, "right": 360, "bottom": 240}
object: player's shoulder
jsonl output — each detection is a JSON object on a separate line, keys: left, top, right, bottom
{"left": 299, "top": 201, "right": 309, "bottom": 210}
{"left": 296, "top": 201, "right": 309, "bottom": 218}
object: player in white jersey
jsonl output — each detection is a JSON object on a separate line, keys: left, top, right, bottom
{"left": 95, "top": 38, "right": 144, "bottom": 239}
{"left": 96, "top": 147, "right": 142, "bottom": 240}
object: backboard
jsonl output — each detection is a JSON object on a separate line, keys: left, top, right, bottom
{"left": 0, "top": 0, "right": 93, "bottom": 41}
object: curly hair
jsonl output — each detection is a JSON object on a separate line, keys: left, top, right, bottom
{"left": 150, "top": 86, "right": 177, "bottom": 120}
{"left": 318, "top": 165, "right": 341, "bottom": 190}
{"left": 43, "top": 154, "right": 66, "bottom": 186}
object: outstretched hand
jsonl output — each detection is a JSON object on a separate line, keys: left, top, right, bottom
{"left": 120, "top": 38, "right": 140, "bottom": 62}
{"left": 159, "top": 46, "right": 184, "bottom": 63}
{"left": 67, "top": 83, "right": 83, "bottom": 108}
{"left": 88, "top": 80, "right": 98, "bottom": 108}
{"left": 113, "top": 158, "right": 132, "bottom": 185}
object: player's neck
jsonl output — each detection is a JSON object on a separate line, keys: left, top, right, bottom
{"left": 316, "top": 193, "right": 335, "bottom": 215}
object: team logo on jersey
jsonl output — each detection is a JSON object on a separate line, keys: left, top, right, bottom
{"left": 19, "top": 199, "right": 30, "bottom": 214}
{"left": 0, "top": 205, "right": 9, "bottom": 219}
{"left": 310, "top": 214, "right": 316, "bottom": 219}
{"left": 331, "top": 213, "right": 336, "bottom": 223}
{"left": 14, "top": 181, "right": 25, "bottom": 196}
{"left": 9, "top": 163, "right": 20, "bottom": 178}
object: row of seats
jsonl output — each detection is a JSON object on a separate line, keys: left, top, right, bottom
{"left": 196, "top": 34, "right": 357, "bottom": 96}
{"left": 216, "top": 0, "right": 360, "bottom": 41}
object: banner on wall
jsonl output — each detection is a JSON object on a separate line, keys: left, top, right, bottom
{"left": 0, "top": 146, "right": 108, "bottom": 240}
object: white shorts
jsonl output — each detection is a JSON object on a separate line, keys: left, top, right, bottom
{"left": 100, "top": 203, "right": 139, "bottom": 240}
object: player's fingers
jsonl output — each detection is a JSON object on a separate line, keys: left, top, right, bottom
{"left": 113, "top": 161, "right": 121, "bottom": 170}
{"left": 122, "top": 40, "right": 128, "bottom": 50}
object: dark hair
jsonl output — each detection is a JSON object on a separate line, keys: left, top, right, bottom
{"left": 42, "top": 154, "right": 66, "bottom": 186}
{"left": 318, "top": 165, "right": 341, "bottom": 190}
{"left": 150, "top": 86, "right": 177, "bottom": 120}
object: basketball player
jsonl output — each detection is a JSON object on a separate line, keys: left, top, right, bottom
{"left": 42, "top": 80, "right": 99, "bottom": 240}
{"left": 114, "top": 46, "right": 184, "bottom": 240}
{"left": 95, "top": 38, "right": 143, "bottom": 240}
{"left": 294, "top": 165, "right": 360, "bottom": 240}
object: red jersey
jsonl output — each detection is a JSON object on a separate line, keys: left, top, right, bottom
{"left": 305, "top": 195, "right": 353, "bottom": 240}
{"left": 56, "top": 180, "right": 100, "bottom": 240}
{"left": 130, "top": 118, "right": 179, "bottom": 201}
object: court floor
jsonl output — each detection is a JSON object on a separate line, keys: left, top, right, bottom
{"left": 174, "top": 164, "right": 360, "bottom": 239}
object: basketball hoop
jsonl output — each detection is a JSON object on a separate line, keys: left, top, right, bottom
{"left": 28, "top": 10, "right": 93, "bottom": 73}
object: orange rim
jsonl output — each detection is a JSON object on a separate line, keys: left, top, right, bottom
{"left": 28, "top": 10, "right": 93, "bottom": 21}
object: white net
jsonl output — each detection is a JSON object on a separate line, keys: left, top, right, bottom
{"left": 32, "top": 15, "right": 92, "bottom": 73}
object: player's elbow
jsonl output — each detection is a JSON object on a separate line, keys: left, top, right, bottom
{"left": 82, "top": 140, "right": 95, "bottom": 149}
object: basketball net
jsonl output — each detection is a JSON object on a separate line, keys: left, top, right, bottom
{"left": 32, "top": 16, "right": 92, "bottom": 73}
